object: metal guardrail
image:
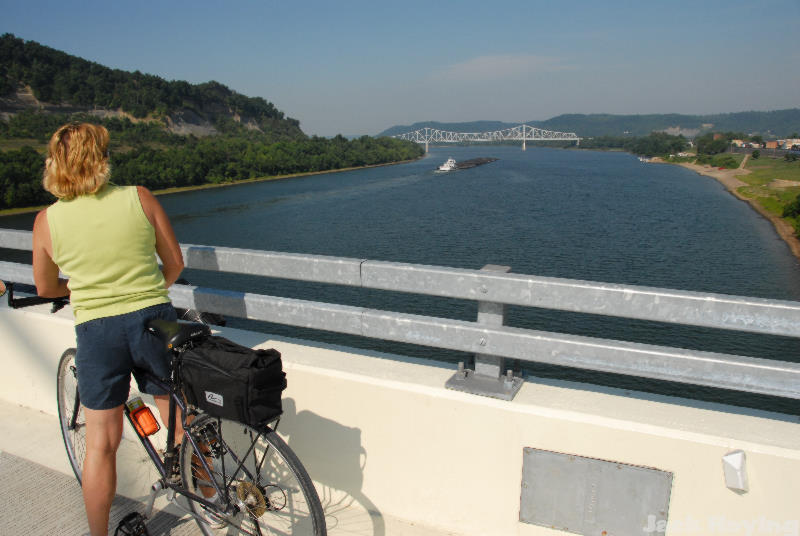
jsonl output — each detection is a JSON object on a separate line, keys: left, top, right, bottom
{"left": 3, "top": 228, "right": 800, "bottom": 401}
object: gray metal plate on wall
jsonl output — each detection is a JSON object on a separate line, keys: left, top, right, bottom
{"left": 520, "top": 448, "right": 672, "bottom": 535}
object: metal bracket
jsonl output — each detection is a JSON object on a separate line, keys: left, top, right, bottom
{"left": 445, "top": 265, "right": 524, "bottom": 400}
{"left": 446, "top": 363, "right": 523, "bottom": 401}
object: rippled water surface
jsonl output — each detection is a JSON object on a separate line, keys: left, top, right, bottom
{"left": 4, "top": 146, "right": 800, "bottom": 413}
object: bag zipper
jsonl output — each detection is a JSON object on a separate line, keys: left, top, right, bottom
{"left": 181, "top": 355, "right": 238, "bottom": 379}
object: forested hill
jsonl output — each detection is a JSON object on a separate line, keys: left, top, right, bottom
{"left": 380, "top": 109, "right": 800, "bottom": 138}
{"left": 0, "top": 34, "right": 424, "bottom": 211}
{"left": 0, "top": 33, "right": 302, "bottom": 139}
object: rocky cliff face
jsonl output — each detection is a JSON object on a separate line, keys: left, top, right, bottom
{"left": 163, "top": 109, "right": 219, "bottom": 136}
{"left": 0, "top": 85, "right": 117, "bottom": 117}
{"left": 0, "top": 85, "right": 233, "bottom": 137}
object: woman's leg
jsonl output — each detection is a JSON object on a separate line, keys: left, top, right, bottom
{"left": 153, "top": 395, "right": 215, "bottom": 498}
{"left": 82, "top": 405, "right": 124, "bottom": 536}
{"left": 153, "top": 394, "right": 184, "bottom": 443}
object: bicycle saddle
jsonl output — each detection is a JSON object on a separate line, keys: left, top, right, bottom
{"left": 147, "top": 318, "right": 211, "bottom": 350}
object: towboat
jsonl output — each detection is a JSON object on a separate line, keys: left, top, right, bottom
{"left": 437, "top": 157, "right": 457, "bottom": 172}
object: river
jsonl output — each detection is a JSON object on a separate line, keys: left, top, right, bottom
{"left": 3, "top": 145, "right": 799, "bottom": 413}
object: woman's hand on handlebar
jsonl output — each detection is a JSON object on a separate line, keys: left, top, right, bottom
{"left": 3, "top": 281, "right": 69, "bottom": 312}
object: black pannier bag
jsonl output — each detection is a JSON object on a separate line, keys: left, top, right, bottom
{"left": 180, "top": 336, "right": 286, "bottom": 427}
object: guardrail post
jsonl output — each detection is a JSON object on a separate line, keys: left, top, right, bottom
{"left": 445, "top": 264, "right": 524, "bottom": 400}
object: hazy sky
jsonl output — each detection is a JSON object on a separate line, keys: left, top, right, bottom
{"left": 2, "top": 0, "right": 798, "bottom": 137}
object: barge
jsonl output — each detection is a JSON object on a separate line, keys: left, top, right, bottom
{"left": 436, "top": 157, "right": 498, "bottom": 172}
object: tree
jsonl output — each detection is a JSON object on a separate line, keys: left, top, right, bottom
{"left": 752, "top": 150, "right": 760, "bottom": 159}
{"left": 696, "top": 133, "right": 729, "bottom": 155}
{"left": 784, "top": 194, "right": 800, "bottom": 218}
{"left": 785, "top": 194, "right": 800, "bottom": 239}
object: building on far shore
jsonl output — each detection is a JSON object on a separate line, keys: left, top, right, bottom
{"left": 729, "top": 139, "right": 764, "bottom": 149}
{"left": 660, "top": 126, "right": 701, "bottom": 138}
{"left": 721, "top": 136, "right": 798, "bottom": 151}
{"left": 780, "top": 138, "right": 800, "bottom": 149}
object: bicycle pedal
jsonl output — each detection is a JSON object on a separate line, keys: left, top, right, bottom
{"left": 114, "top": 512, "right": 150, "bottom": 536}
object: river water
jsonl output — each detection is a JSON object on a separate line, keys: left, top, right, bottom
{"left": 3, "top": 145, "right": 800, "bottom": 413}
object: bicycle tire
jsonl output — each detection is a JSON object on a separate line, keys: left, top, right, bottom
{"left": 180, "top": 414, "right": 326, "bottom": 536}
{"left": 56, "top": 348, "right": 87, "bottom": 485}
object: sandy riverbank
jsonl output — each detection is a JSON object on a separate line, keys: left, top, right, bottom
{"left": 651, "top": 156, "right": 800, "bottom": 262}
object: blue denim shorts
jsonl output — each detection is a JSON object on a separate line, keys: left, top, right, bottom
{"left": 75, "top": 302, "right": 177, "bottom": 410}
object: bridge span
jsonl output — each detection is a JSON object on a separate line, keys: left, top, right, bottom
{"left": 392, "top": 124, "right": 580, "bottom": 151}
{"left": 2, "top": 228, "right": 799, "bottom": 536}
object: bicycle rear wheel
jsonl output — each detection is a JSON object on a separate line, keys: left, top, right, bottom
{"left": 56, "top": 348, "right": 87, "bottom": 484}
{"left": 180, "top": 415, "right": 326, "bottom": 535}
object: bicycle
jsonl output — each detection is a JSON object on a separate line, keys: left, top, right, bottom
{"left": 4, "top": 281, "right": 326, "bottom": 536}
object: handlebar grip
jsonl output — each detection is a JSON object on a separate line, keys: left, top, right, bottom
{"left": 5, "top": 282, "right": 69, "bottom": 312}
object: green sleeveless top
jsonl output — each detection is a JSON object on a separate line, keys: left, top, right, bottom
{"left": 47, "top": 185, "right": 170, "bottom": 325}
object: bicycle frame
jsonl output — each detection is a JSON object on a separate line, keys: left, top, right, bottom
{"left": 122, "top": 364, "right": 274, "bottom": 517}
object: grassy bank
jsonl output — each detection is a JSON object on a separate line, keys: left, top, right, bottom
{"left": 736, "top": 157, "right": 800, "bottom": 218}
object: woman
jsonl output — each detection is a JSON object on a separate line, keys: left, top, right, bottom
{"left": 32, "top": 122, "right": 184, "bottom": 536}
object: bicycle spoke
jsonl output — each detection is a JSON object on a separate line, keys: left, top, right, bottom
{"left": 180, "top": 415, "right": 325, "bottom": 535}
{"left": 225, "top": 426, "right": 263, "bottom": 484}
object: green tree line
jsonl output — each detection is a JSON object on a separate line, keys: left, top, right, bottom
{"left": 0, "top": 109, "right": 188, "bottom": 145}
{"left": 693, "top": 131, "right": 765, "bottom": 155}
{"left": 109, "top": 134, "right": 423, "bottom": 189}
{"left": 1, "top": 129, "right": 423, "bottom": 210}
{"left": 578, "top": 132, "right": 688, "bottom": 156}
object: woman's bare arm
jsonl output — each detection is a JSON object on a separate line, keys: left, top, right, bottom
{"left": 32, "top": 210, "right": 70, "bottom": 297}
{"left": 137, "top": 186, "right": 184, "bottom": 288}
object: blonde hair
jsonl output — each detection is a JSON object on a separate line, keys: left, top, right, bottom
{"left": 43, "top": 122, "right": 111, "bottom": 199}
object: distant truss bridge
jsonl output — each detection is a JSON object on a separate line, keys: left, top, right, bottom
{"left": 393, "top": 124, "right": 580, "bottom": 151}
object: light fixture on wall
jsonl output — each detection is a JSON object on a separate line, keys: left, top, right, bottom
{"left": 722, "top": 450, "right": 748, "bottom": 493}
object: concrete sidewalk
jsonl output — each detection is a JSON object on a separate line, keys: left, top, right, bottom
{"left": 0, "top": 398, "right": 200, "bottom": 535}
{"left": 0, "top": 451, "right": 197, "bottom": 535}
{"left": 0, "top": 399, "right": 458, "bottom": 536}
